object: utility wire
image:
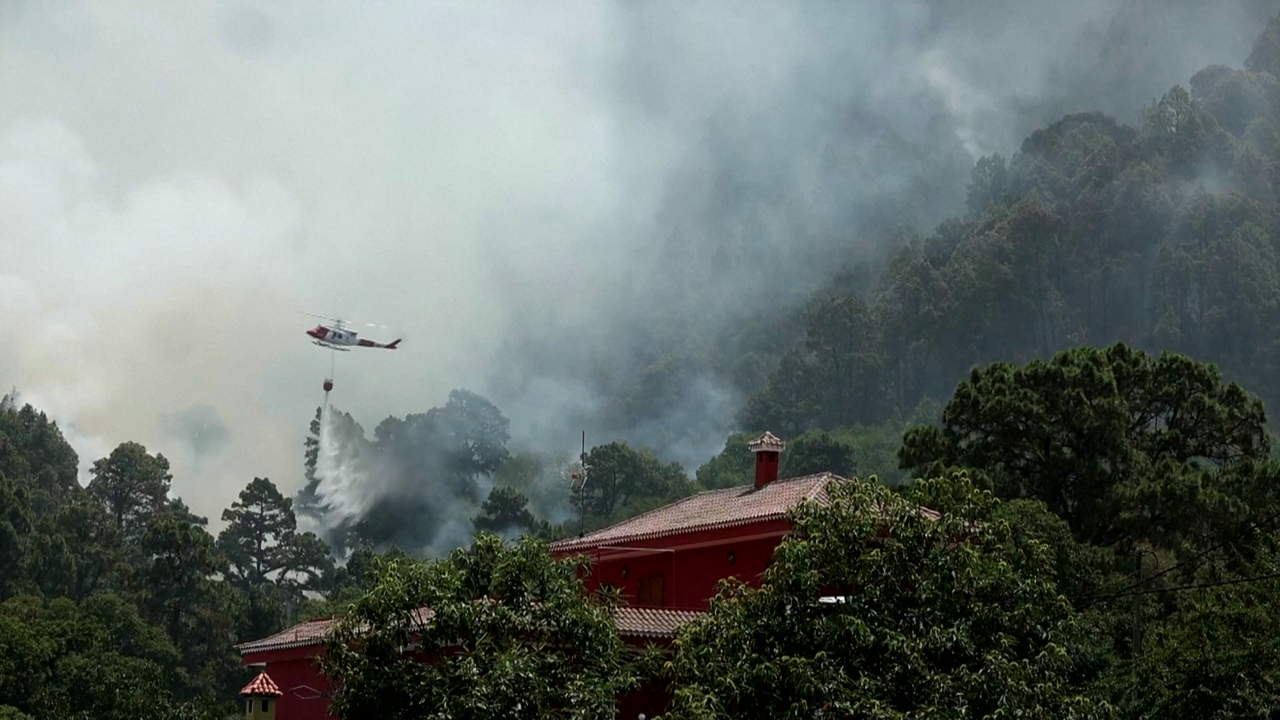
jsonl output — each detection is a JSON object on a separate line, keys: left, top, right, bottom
{"left": 1091, "top": 569, "right": 1280, "bottom": 601}
{"left": 1077, "top": 505, "right": 1280, "bottom": 609}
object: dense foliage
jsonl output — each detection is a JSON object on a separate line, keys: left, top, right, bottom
{"left": 321, "top": 533, "right": 635, "bottom": 719}
{"left": 898, "top": 343, "right": 1272, "bottom": 547}
{"left": 663, "top": 472, "right": 1107, "bottom": 719}
{"left": 0, "top": 400, "right": 240, "bottom": 717}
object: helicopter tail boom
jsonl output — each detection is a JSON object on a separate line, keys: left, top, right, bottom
{"left": 355, "top": 337, "right": 401, "bottom": 350}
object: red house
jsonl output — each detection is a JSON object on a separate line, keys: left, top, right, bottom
{"left": 547, "top": 431, "right": 831, "bottom": 606}
{"left": 237, "top": 431, "right": 844, "bottom": 719}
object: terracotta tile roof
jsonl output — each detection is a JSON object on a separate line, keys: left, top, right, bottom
{"left": 238, "top": 616, "right": 339, "bottom": 654}
{"left": 615, "top": 606, "right": 702, "bottom": 639}
{"left": 548, "top": 472, "right": 844, "bottom": 554}
{"left": 237, "top": 605, "right": 704, "bottom": 656}
{"left": 239, "top": 671, "right": 283, "bottom": 697}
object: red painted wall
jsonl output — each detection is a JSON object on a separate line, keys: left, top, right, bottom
{"left": 240, "top": 653, "right": 331, "bottom": 720}
{"left": 568, "top": 520, "right": 790, "bottom": 610}
{"left": 618, "top": 679, "right": 670, "bottom": 719}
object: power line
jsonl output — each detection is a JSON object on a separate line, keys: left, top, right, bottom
{"left": 1077, "top": 505, "right": 1280, "bottom": 609}
{"left": 1096, "top": 569, "right": 1280, "bottom": 601}
{"left": 1149, "top": 506, "right": 1280, "bottom": 582}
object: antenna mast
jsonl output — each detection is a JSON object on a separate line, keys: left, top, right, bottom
{"left": 576, "top": 431, "right": 589, "bottom": 537}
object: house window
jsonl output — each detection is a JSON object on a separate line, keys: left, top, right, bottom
{"left": 637, "top": 573, "right": 664, "bottom": 607}
{"left": 261, "top": 699, "right": 269, "bottom": 712}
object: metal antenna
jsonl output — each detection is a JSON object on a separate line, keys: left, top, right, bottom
{"left": 576, "top": 431, "right": 589, "bottom": 537}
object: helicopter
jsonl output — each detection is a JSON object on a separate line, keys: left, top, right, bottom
{"left": 301, "top": 313, "right": 401, "bottom": 352}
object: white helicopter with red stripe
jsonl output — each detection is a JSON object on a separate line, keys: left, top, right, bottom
{"left": 301, "top": 313, "right": 401, "bottom": 352}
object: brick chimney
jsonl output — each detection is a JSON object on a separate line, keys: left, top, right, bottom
{"left": 748, "top": 431, "right": 785, "bottom": 490}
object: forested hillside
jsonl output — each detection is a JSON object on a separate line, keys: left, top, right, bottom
{"left": 741, "top": 16, "right": 1280, "bottom": 436}
{"left": 9, "top": 11, "right": 1280, "bottom": 720}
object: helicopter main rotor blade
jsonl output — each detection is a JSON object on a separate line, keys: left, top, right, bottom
{"left": 297, "top": 311, "right": 389, "bottom": 329}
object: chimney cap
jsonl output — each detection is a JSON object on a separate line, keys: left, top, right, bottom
{"left": 748, "top": 431, "right": 785, "bottom": 453}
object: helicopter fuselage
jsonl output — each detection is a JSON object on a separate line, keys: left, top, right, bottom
{"left": 306, "top": 324, "right": 400, "bottom": 350}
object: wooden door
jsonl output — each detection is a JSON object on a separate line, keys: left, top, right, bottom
{"left": 637, "top": 573, "right": 664, "bottom": 607}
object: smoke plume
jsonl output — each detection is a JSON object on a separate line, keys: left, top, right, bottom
{"left": 0, "top": 0, "right": 1270, "bottom": 536}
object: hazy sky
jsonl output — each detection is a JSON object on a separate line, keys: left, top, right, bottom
{"left": 0, "top": 0, "right": 1267, "bottom": 529}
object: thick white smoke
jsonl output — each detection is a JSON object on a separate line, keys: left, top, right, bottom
{"left": 1, "top": 0, "right": 1269, "bottom": 533}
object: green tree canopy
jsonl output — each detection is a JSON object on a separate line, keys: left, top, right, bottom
{"left": 217, "top": 476, "right": 332, "bottom": 590}
{"left": 86, "top": 442, "right": 174, "bottom": 542}
{"left": 217, "top": 477, "right": 296, "bottom": 586}
{"left": 694, "top": 432, "right": 757, "bottom": 490}
{"left": 321, "top": 533, "right": 635, "bottom": 719}
{"left": 898, "top": 343, "right": 1271, "bottom": 545}
{"left": 663, "top": 471, "right": 1108, "bottom": 719}
{"left": 0, "top": 592, "right": 232, "bottom": 720}
{"left": 778, "top": 429, "right": 857, "bottom": 478}
{"left": 1096, "top": 533, "right": 1280, "bottom": 718}
{"left": 472, "top": 486, "right": 538, "bottom": 537}
{"left": 577, "top": 441, "right": 689, "bottom": 521}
